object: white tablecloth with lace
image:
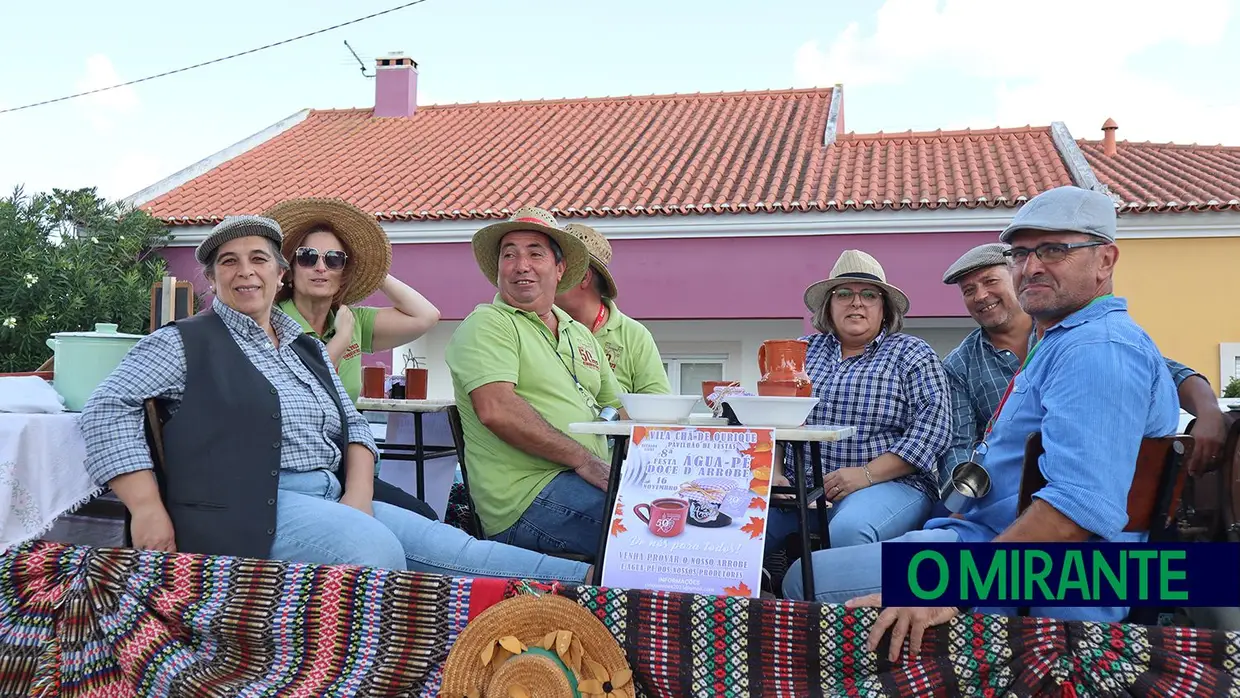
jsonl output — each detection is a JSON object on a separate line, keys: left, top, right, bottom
{"left": 0, "top": 413, "right": 102, "bottom": 553}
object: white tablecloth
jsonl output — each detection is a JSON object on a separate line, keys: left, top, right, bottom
{"left": 0, "top": 413, "right": 102, "bottom": 553}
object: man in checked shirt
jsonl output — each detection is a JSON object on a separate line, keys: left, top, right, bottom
{"left": 938, "top": 241, "right": 1227, "bottom": 494}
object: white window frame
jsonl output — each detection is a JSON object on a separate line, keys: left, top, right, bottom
{"left": 662, "top": 353, "right": 729, "bottom": 399}
{"left": 1219, "top": 343, "right": 1240, "bottom": 396}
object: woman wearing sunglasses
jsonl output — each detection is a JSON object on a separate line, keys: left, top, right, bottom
{"left": 263, "top": 197, "right": 440, "bottom": 403}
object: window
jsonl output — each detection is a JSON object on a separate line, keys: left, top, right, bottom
{"left": 662, "top": 354, "right": 727, "bottom": 413}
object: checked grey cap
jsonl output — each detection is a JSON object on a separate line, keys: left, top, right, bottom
{"left": 999, "top": 186, "right": 1117, "bottom": 244}
{"left": 195, "top": 215, "right": 284, "bottom": 264}
{"left": 942, "top": 243, "right": 1011, "bottom": 285}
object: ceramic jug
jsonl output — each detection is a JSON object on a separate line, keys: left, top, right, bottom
{"left": 757, "top": 339, "right": 813, "bottom": 397}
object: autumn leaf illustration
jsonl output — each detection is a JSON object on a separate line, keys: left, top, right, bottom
{"left": 614, "top": 496, "right": 624, "bottom": 517}
{"left": 750, "top": 466, "right": 771, "bottom": 481}
{"left": 748, "top": 477, "right": 770, "bottom": 495}
{"left": 740, "top": 516, "right": 765, "bottom": 539}
{"left": 610, "top": 518, "right": 627, "bottom": 537}
{"left": 749, "top": 497, "right": 767, "bottom": 511}
{"left": 722, "top": 581, "right": 753, "bottom": 597}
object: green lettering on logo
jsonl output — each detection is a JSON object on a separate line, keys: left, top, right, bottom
{"left": 961, "top": 550, "right": 1004, "bottom": 601}
{"left": 1022, "top": 550, "right": 1056, "bottom": 601}
{"left": 908, "top": 550, "right": 949, "bottom": 600}
{"left": 1159, "top": 550, "right": 1188, "bottom": 601}
{"left": 1129, "top": 550, "right": 1158, "bottom": 600}
{"left": 1092, "top": 550, "right": 1126, "bottom": 600}
{"left": 1058, "top": 550, "right": 1090, "bottom": 601}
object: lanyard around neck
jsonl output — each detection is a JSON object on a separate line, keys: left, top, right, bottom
{"left": 522, "top": 312, "right": 599, "bottom": 412}
{"left": 981, "top": 293, "right": 1113, "bottom": 439}
{"left": 590, "top": 303, "right": 607, "bottom": 333}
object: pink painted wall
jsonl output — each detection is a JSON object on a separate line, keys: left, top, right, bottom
{"left": 162, "top": 230, "right": 1001, "bottom": 364}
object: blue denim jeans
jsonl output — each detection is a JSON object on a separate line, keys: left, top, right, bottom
{"left": 492, "top": 470, "right": 605, "bottom": 558}
{"left": 765, "top": 480, "right": 932, "bottom": 555}
{"left": 782, "top": 527, "right": 1132, "bottom": 623}
{"left": 269, "top": 470, "right": 589, "bottom": 582}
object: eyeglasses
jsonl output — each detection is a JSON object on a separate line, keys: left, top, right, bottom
{"left": 832, "top": 288, "right": 883, "bottom": 305}
{"left": 294, "top": 246, "right": 348, "bottom": 271}
{"left": 1002, "top": 241, "right": 1104, "bottom": 264}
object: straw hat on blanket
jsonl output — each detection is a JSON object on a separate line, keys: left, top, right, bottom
{"left": 439, "top": 594, "right": 634, "bottom": 698}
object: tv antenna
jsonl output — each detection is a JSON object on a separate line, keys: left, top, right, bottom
{"left": 344, "top": 40, "right": 373, "bottom": 78}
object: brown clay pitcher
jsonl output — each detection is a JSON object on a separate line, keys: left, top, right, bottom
{"left": 757, "top": 339, "right": 813, "bottom": 397}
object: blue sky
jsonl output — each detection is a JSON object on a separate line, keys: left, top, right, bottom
{"left": 1, "top": 0, "right": 1236, "bottom": 201}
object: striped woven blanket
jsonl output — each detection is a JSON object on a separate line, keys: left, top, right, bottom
{"left": 1, "top": 541, "right": 1237, "bottom": 697}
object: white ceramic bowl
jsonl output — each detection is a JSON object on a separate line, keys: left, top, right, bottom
{"left": 722, "top": 395, "right": 819, "bottom": 428}
{"left": 619, "top": 393, "right": 701, "bottom": 423}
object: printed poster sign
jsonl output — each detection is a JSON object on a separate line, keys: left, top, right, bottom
{"left": 601, "top": 425, "right": 774, "bottom": 598}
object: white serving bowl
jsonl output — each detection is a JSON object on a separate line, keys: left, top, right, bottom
{"left": 722, "top": 395, "right": 819, "bottom": 428}
{"left": 619, "top": 393, "right": 701, "bottom": 423}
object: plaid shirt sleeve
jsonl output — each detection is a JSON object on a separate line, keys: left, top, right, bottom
{"left": 317, "top": 343, "right": 380, "bottom": 469}
{"left": 79, "top": 327, "right": 187, "bottom": 486}
{"left": 1163, "top": 356, "right": 1202, "bottom": 388}
{"left": 942, "top": 354, "right": 978, "bottom": 485}
{"left": 887, "top": 342, "right": 952, "bottom": 476}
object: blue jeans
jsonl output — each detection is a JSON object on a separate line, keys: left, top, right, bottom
{"left": 269, "top": 470, "right": 589, "bottom": 582}
{"left": 765, "top": 480, "right": 932, "bottom": 555}
{"left": 782, "top": 527, "right": 1132, "bottom": 623}
{"left": 492, "top": 471, "right": 604, "bottom": 558}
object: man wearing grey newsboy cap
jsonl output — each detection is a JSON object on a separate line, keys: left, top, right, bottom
{"left": 794, "top": 186, "right": 1191, "bottom": 648}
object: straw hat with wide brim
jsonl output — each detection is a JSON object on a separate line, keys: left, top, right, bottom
{"left": 261, "top": 198, "right": 392, "bottom": 306}
{"left": 802, "top": 249, "right": 911, "bottom": 316}
{"left": 562, "top": 223, "right": 619, "bottom": 299}
{"left": 439, "top": 594, "right": 635, "bottom": 698}
{"left": 471, "top": 207, "right": 590, "bottom": 294}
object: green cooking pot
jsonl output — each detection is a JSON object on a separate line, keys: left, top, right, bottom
{"left": 46, "top": 323, "right": 144, "bottom": 411}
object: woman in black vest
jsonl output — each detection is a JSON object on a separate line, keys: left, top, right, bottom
{"left": 79, "top": 216, "right": 593, "bottom": 583}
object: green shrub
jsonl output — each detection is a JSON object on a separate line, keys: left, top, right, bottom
{"left": 1224, "top": 377, "right": 1240, "bottom": 399}
{"left": 0, "top": 187, "right": 172, "bottom": 372}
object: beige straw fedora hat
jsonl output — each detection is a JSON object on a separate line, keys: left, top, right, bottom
{"left": 802, "top": 249, "right": 910, "bottom": 316}
{"left": 471, "top": 207, "right": 589, "bottom": 293}
{"left": 261, "top": 198, "right": 392, "bottom": 306}
{"left": 562, "top": 223, "right": 619, "bottom": 299}
{"left": 440, "top": 594, "right": 634, "bottom": 698}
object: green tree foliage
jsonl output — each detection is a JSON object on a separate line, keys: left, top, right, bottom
{"left": 0, "top": 187, "right": 172, "bottom": 372}
{"left": 1224, "top": 377, "right": 1240, "bottom": 399}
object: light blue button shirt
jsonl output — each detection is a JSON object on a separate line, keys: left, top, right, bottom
{"left": 925, "top": 296, "right": 1179, "bottom": 620}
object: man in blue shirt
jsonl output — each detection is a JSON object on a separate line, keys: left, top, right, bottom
{"left": 939, "top": 242, "right": 1227, "bottom": 489}
{"left": 782, "top": 186, "right": 1181, "bottom": 660}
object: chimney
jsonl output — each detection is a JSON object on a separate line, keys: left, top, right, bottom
{"left": 374, "top": 52, "right": 418, "bottom": 118}
{"left": 1101, "top": 118, "right": 1118, "bottom": 157}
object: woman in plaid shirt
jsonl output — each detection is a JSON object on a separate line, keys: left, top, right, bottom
{"left": 769, "top": 250, "right": 951, "bottom": 554}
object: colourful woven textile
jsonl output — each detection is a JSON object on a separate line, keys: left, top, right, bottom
{"left": 1, "top": 541, "right": 1239, "bottom": 697}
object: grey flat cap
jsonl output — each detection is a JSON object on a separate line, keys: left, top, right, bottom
{"left": 195, "top": 215, "right": 284, "bottom": 264}
{"left": 942, "top": 242, "right": 1010, "bottom": 284}
{"left": 999, "top": 186, "right": 1117, "bottom": 244}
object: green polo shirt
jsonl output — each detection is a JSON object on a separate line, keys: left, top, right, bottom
{"left": 445, "top": 296, "right": 622, "bottom": 536}
{"left": 595, "top": 299, "right": 671, "bottom": 395}
{"left": 278, "top": 299, "right": 378, "bottom": 404}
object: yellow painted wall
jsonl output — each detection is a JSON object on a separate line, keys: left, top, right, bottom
{"left": 1115, "top": 238, "right": 1240, "bottom": 393}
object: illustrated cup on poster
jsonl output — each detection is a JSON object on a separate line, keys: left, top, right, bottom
{"left": 634, "top": 498, "right": 689, "bottom": 538}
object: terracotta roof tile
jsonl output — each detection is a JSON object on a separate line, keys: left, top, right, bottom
{"left": 1079, "top": 139, "right": 1240, "bottom": 213}
{"left": 140, "top": 89, "right": 1073, "bottom": 224}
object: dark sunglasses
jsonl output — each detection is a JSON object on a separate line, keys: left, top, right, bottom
{"left": 294, "top": 246, "right": 348, "bottom": 270}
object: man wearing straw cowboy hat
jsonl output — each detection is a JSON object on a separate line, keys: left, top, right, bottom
{"left": 784, "top": 186, "right": 1180, "bottom": 657}
{"left": 554, "top": 222, "right": 670, "bottom": 395}
{"left": 446, "top": 207, "right": 624, "bottom": 558}
{"left": 938, "top": 242, "right": 1226, "bottom": 492}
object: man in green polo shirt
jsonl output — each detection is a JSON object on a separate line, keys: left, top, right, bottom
{"left": 555, "top": 223, "right": 670, "bottom": 395}
{"left": 445, "top": 207, "right": 623, "bottom": 559}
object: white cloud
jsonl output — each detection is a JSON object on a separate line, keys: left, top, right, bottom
{"left": 793, "top": 0, "right": 1239, "bottom": 144}
{"left": 104, "top": 152, "right": 165, "bottom": 201}
{"left": 76, "top": 54, "right": 139, "bottom": 132}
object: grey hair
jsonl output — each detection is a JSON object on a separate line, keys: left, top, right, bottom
{"left": 201, "top": 237, "right": 289, "bottom": 280}
{"left": 811, "top": 286, "right": 905, "bottom": 336}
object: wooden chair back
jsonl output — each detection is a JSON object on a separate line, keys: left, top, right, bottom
{"left": 1018, "top": 432, "right": 1194, "bottom": 533}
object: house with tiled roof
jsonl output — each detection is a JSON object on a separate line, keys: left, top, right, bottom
{"left": 132, "top": 53, "right": 1240, "bottom": 396}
